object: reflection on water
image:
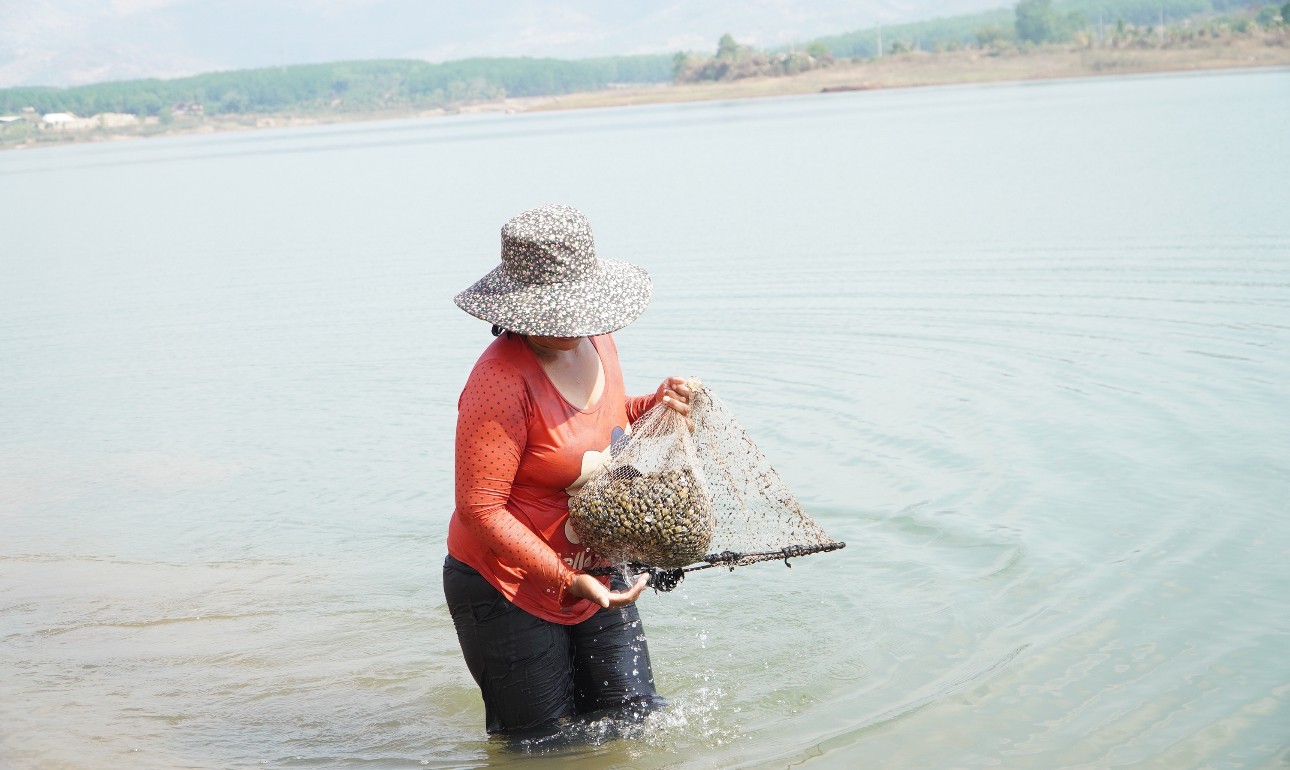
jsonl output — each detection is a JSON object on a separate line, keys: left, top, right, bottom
{"left": 1, "top": 68, "right": 1288, "bottom": 769}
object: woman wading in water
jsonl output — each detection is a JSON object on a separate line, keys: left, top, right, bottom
{"left": 442, "top": 203, "right": 691, "bottom": 739}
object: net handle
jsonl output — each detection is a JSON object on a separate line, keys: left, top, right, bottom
{"left": 585, "top": 541, "right": 846, "bottom": 591}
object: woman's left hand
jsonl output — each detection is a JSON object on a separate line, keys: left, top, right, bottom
{"left": 569, "top": 572, "right": 649, "bottom": 609}
{"left": 655, "top": 376, "right": 693, "bottom": 427}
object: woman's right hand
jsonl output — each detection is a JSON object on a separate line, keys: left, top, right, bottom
{"left": 655, "top": 376, "right": 694, "bottom": 429}
{"left": 569, "top": 572, "right": 650, "bottom": 609}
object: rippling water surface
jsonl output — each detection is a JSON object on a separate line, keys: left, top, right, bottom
{"left": 2, "top": 68, "right": 1288, "bottom": 769}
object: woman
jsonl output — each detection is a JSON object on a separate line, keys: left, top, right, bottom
{"left": 443, "top": 203, "right": 692, "bottom": 737}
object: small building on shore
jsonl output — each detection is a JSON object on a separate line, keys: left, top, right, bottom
{"left": 42, "top": 113, "right": 99, "bottom": 131}
{"left": 39, "top": 112, "right": 142, "bottom": 132}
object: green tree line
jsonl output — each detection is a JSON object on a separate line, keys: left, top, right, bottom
{"left": 805, "top": 0, "right": 1281, "bottom": 55}
{"left": 808, "top": 9, "right": 1016, "bottom": 58}
{"left": 1013, "top": 0, "right": 1285, "bottom": 43}
{"left": 0, "top": 55, "right": 673, "bottom": 116}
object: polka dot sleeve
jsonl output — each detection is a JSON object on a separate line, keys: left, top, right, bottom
{"left": 454, "top": 358, "right": 576, "bottom": 597}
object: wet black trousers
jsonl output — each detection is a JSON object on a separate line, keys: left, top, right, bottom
{"left": 443, "top": 555, "right": 665, "bottom": 735}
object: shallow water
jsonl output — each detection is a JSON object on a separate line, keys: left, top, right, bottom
{"left": 2, "top": 68, "right": 1288, "bottom": 769}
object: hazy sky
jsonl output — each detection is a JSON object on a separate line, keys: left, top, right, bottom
{"left": 0, "top": 0, "right": 1008, "bottom": 88}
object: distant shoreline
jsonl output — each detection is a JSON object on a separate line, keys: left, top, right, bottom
{"left": 523, "top": 38, "right": 1290, "bottom": 112}
{"left": 3, "top": 38, "right": 1287, "bottom": 152}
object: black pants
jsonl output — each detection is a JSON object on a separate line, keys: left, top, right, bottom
{"left": 443, "top": 555, "right": 665, "bottom": 735}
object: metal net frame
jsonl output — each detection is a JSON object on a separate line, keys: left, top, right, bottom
{"left": 587, "top": 541, "right": 847, "bottom": 591}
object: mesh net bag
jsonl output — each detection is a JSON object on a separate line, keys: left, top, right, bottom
{"left": 568, "top": 380, "right": 845, "bottom": 580}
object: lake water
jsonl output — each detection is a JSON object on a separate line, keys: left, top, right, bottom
{"left": 2, "top": 67, "right": 1288, "bottom": 769}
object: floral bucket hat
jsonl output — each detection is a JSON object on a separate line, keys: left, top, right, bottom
{"left": 454, "top": 204, "right": 653, "bottom": 337}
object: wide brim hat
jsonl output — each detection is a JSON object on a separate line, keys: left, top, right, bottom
{"left": 454, "top": 204, "right": 652, "bottom": 337}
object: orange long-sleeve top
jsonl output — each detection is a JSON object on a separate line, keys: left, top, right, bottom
{"left": 446, "top": 332, "right": 658, "bottom": 624}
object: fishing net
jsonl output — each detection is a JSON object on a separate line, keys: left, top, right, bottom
{"left": 569, "top": 380, "right": 845, "bottom": 590}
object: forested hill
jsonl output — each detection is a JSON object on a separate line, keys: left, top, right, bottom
{"left": 0, "top": 56, "right": 674, "bottom": 118}
{"left": 808, "top": 0, "right": 1245, "bottom": 58}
